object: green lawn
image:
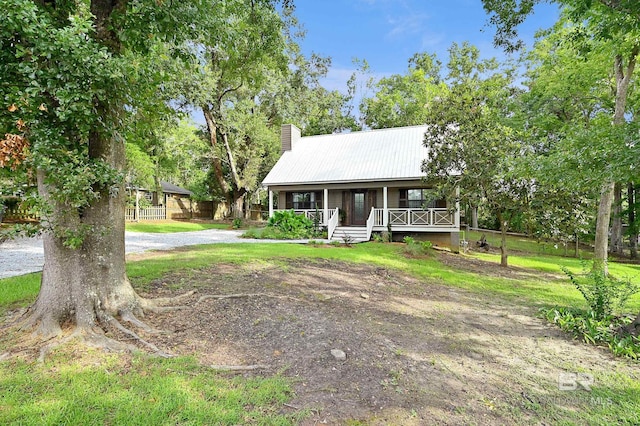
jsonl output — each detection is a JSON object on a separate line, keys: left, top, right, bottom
{"left": 465, "top": 229, "right": 594, "bottom": 258}
{"left": 1, "top": 238, "right": 639, "bottom": 425}
{"left": 0, "top": 353, "right": 300, "bottom": 425}
{"left": 125, "top": 221, "right": 230, "bottom": 233}
{"left": 4, "top": 241, "right": 639, "bottom": 316}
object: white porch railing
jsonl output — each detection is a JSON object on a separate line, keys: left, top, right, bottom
{"left": 373, "top": 208, "right": 455, "bottom": 227}
{"left": 292, "top": 209, "right": 325, "bottom": 225}
{"left": 327, "top": 207, "right": 339, "bottom": 239}
{"left": 366, "top": 207, "right": 375, "bottom": 241}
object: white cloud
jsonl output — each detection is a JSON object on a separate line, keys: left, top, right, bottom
{"left": 386, "top": 13, "right": 430, "bottom": 39}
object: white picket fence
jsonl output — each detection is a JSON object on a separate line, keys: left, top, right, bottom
{"left": 125, "top": 207, "right": 166, "bottom": 221}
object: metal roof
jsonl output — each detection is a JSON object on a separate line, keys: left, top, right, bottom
{"left": 160, "top": 181, "right": 193, "bottom": 196}
{"left": 262, "top": 125, "right": 431, "bottom": 187}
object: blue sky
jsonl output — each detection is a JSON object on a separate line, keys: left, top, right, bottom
{"left": 292, "top": 0, "right": 560, "bottom": 93}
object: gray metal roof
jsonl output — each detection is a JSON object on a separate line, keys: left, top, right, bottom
{"left": 262, "top": 125, "right": 431, "bottom": 187}
{"left": 160, "top": 181, "right": 193, "bottom": 196}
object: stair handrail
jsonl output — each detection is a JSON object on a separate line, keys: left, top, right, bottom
{"left": 327, "top": 207, "right": 339, "bottom": 240}
{"left": 366, "top": 206, "right": 375, "bottom": 241}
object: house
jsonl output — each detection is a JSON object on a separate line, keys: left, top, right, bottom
{"left": 130, "top": 181, "right": 193, "bottom": 207}
{"left": 126, "top": 181, "right": 214, "bottom": 221}
{"left": 262, "top": 124, "right": 460, "bottom": 249}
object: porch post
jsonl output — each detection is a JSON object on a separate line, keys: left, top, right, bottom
{"left": 323, "top": 188, "right": 329, "bottom": 226}
{"left": 383, "top": 186, "right": 388, "bottom": 227}
{"left": 268, "top": 189, "right": 274, "bottom": 218}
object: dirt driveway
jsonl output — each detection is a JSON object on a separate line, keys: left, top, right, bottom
{"left": 133, "top": 255, "right": 633, "bottom": 425}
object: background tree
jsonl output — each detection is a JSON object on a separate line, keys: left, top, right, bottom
{"left": 360, "top": 53, "right": 446, "bottom": 129}
{"left": 173, "top": 1, "right": 290, "bottom": 218}
{"left": 421, "top": 43, "right": 527, "bottom": 266}
{"left": 260, "top": 47, "right": 359, "bottom": 136}
{"left": 482, "top": 0, "right": 640, "bottom": 273}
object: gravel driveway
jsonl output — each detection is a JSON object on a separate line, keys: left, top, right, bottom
{"left": 0, "top": 229, "right": 317, "bottom": 279}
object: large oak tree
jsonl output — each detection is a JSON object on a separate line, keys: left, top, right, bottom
{"left": 0, "top": 0, "right": 285, "bottom": 355}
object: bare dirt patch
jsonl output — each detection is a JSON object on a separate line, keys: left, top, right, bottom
{"left": 124, "top": 255, "right": 635, "bottom": 425}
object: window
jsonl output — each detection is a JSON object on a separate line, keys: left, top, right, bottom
{"left": 287, "top": 191, "right": 322, "bottom": 209}
{"left": 399, "top": 189, "right": 445, "bottom": 209}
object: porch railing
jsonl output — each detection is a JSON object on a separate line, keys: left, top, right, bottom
{"left": 373, "top": 208, "right": 455, "bottom": 227}
{"left": 292, "top": 209, "right": 324, "bottom": 225}
{"left": 327, "top": 207, "right": 339, "bottom": 240}
{"left": 366, "top": 207, "right": 375, "bottom": 241}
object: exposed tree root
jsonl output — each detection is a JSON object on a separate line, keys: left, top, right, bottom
{"left": 120, "top": 311, "right": 163, "bottom": 334}
{"left": 3, "top": 290, "right": 199, "bottom": 362}
{"left": 141, "top": 290, "right": 197, "bottom": 307}
{"left": 98, "top": 311, "right": 172, "bottom": 358}
{"left": 197, "top": 293, "right": 305, "bottom": 304}
{"left": 137, "top": 290, "right": 197, "bottom": 314}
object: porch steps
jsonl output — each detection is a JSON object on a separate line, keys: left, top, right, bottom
{"left": 331, "top": 226, "right": 370, "bottom": 243}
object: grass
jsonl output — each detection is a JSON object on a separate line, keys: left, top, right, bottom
{"left": 1, "top": 233, "right": 639, "bottom": 424}
{"left": 465, "top": 229, "right": 594, "bottom": 258}
{"left": 125, "top": 221, "right": 230, "bottom": 233}
{"left": 2, "top": 241, "right": 639, "bottom": 316}
{"left": 0, "top": 351, "right": 300, "bottom": 425}
{"left": 0, "top": 273, "right": 41, "bottom": 313}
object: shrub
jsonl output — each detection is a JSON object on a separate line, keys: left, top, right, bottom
{"left": 402, "top": 236, "right": 432, "bottom": 257}
{"left": 541, "top": 307, "right": 640, "bottom": 359}
{"left": 562, "top": 263, "right": 639, "bottom": 320}
{"left": 232, "top": 217, "right": 243, "bottom": 229}
{"left": 403, "top": 236, "right": 415, "bottom": 245}
{"left": 266, "top": 210, "right": 315, "bottom": 239}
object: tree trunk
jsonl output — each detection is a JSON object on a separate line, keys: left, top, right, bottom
{"left": 629, "top": 182, "right": 638, "bottom": 259}
{"left": 499, "top": 213, "right": 508, "bottom": 267}
{"left": 594, "top": 182, "right": 614, "bottom": 274}
{"left": 20, "top": 0, "right": 171, "bottom": 354}
{"left": 233, "top": 191, "right": 245, "bottom": 219}
{"left": 471, "top": 205, "right": 479, "bottom": 229}
{"left": 594, "top": 49, "right": 638, "bottom": 273}
{"left": 26, "top": 133, "right": 142, "bottom": 342}
{"left": 202, "top": 106, "right": 231, "bottom": 202}
{"left": 610, "top": 182, "right": 623, "bottom": 254}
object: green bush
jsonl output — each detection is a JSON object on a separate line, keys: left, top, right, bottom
{"left": 403, "top": 236, "right": 415, "bottom": 245}
{"left": 372, "top": 233, "right": 384, "bottom": 243}
{"left": 232, "top": 217, "right": 243, "bottom": 229}
{"left": 562, "top": 263, "right": 639, "bottom": 320}
{"left": 402, "top": 236, "right": 432, "bottom": 256}
{"left": 541, "top": 307, "right": 640, "bottom": 359}
{"left": 243, "top": 210, "right": 322, "bottom": 240}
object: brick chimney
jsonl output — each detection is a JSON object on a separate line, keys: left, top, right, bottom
{"left": 281, "top": 124, "right": 301, "bottom": 153}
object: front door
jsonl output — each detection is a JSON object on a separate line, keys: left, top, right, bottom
{"left": 351, "top": 190, "right": 367, "bottom": 225}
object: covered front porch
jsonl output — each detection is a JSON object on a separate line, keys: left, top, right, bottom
{"left": 266, "top": 183, "right": 460, "bottom": 242}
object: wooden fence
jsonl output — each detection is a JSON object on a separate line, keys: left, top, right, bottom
{"left": 125, "top": 200, "right": 216, "bottom": 221}
{"left": 2, "top": 207, "right": 39, "bottom": 222}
